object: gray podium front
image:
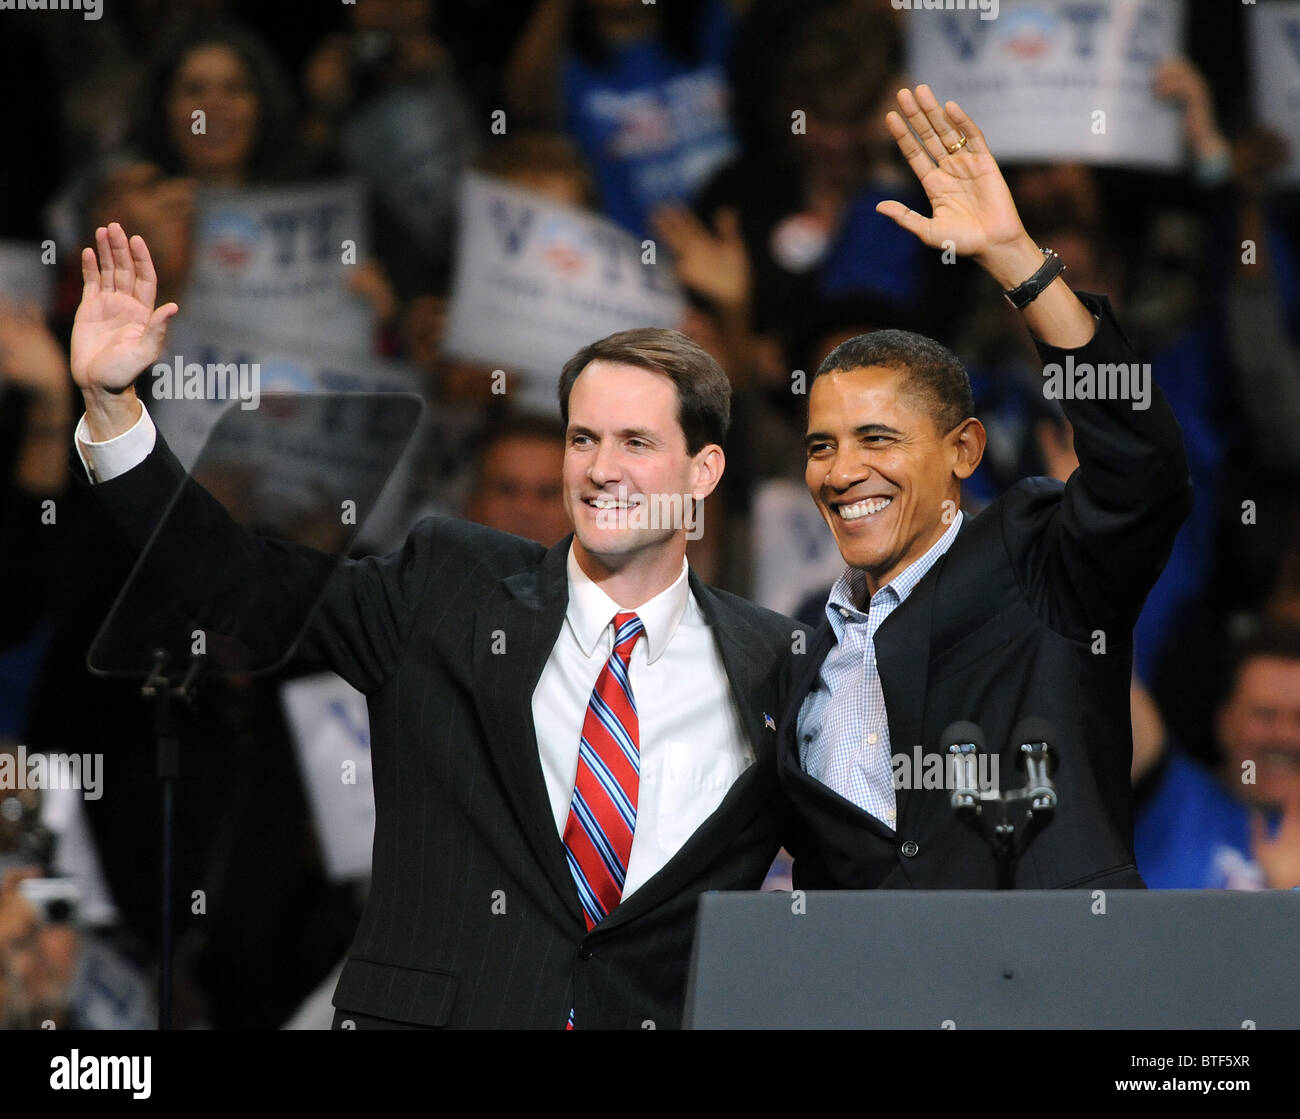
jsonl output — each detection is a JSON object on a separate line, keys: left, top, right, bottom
{"left": 683, "top": 890, "right": 1300, "bottom": 1029}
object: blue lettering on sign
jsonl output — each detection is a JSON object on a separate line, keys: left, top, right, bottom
{"left": 586, "top": 226, "right": 627, "bottom": 286}
{"left": 264, "top": 202, "right": 347, "bottom": 266}
{"left": 489, "top": 197, "right": 535, "bottom": 256}
{"left": 1124, "top": 4, "right": 1164, "bottom": 65}
{"left": 1061, "top": 4, "right": 1107, "bottom": 60}
{"left": 940, "top": 12, "right": 987, "bottom": 62}
{"left": 328, "top": 698, "right": 370, "bottom": 750}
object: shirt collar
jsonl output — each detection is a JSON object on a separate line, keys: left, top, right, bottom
{"left": 826, "top": 510, "right": 964, "bottom": 626}
{"left": 565, "top": 544, "right": 689, "bottom": 664}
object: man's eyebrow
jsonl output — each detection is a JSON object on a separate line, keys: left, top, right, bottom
{"left": 569, "top": 425, "right": 662, "bottom": 442}
{"left": 804, "top": 423, "right": 902, "bottom": 447}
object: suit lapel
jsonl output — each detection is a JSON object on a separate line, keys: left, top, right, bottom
{"left": 470, "top": 536, "right": 581, "bottom": 923}
{"left": 873, "top": 515, "right": 970, "bottom": 830}
{"left": 777, "top": 619, "right": 835, "bottom": 770}
{"left": 689, "top": 574, "right": 768, "bottom": 754}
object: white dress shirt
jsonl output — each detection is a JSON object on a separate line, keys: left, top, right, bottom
{"left": 76, "top": 404, "right": 756, "bottom": 901}
{"left": 533, "top": 548, "right": 753, "bottom": 899}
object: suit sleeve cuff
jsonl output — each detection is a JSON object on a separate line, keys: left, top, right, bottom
{"left": 74, "top": 403, "right": 157, "bottom": 483}
{"left": 1030, "top": 291, "right": 1138, "bottom": 367}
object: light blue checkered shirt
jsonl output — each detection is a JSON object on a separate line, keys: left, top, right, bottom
{"left": 798, "top": 512, "right": 964, "bottom": 828}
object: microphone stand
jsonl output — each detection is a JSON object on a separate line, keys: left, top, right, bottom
{"left": 141, "top": 647, "right": 205, "bottom": 1030}
{"left": 949, "top": 733, "right": 1058, "bottom": 889}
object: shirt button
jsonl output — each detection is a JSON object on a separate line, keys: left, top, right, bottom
{"left": 886, "top": 809, "right": 896, "bottom": 822}
{"left": 867, "top": 733, "right": 878, "bottom": 745}
{"left": 577, "top": 943, "right": 593, "bottom": 961}
{"left": 838, "top": 607, "right": 850, "bottom": 619}
{"left": 900, "top": 840, "right": 919, "bottom": 858}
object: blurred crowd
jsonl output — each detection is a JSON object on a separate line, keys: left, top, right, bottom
{"left": 1, "top": 0, "right": 1298, "bottom": 1028}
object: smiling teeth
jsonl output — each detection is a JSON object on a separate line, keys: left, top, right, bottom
{"left": 590, "top": 497, "right": 632, "bottom": 509}
{"left": 838, "top": 497, "right": 892, "bottom": 520}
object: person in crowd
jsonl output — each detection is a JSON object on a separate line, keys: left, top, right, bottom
{"left": 464, "top": 413, "right": 570, "bottom": 547}
{"left": 1133, "top": 622, "right": 1300, "bottom": 890}
{"left": 506, "top": 0, "right": 741, "bottom": 239}
{"left": 301, "top": 0, "right": 477, "bottom": 299}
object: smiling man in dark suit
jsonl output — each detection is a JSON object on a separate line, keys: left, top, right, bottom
{"left": 67, "top": 222, "right": 800, "bottom": 1028}
{"left": 780, "top": 86, "right": 1193, "bottom": 890}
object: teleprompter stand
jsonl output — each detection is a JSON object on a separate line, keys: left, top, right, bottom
{"left": 87, "top": 393, "right": 422, "bottom": 1029}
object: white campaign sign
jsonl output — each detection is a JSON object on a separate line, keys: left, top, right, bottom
{"left": 185, "top": 180, "right": 376, "bottom": 357}
{"left": 442, "top": 172, "right": 686, "bottom": 415}
{"left": 0, "top": 241, "right": 54, "bottom": 312}
{"left": 1249, "top": 1, "right": 1300, "bottom": 186}
{"left": 903, "top": 0, "right": 1185, "bottom": 167}
{"left": 751, "top": 479, "right": 846, "bottom": 618}
{"left": 281, "top": 672, "right": 375, "bottom": 883}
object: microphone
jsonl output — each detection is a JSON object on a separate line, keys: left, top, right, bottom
{"left": 1012, "top": 716, "right": 1058, "bottom": 814}
{"left": 943, "top": 716, "right": 1062, "bottom": 887}
{"left": 941, "top": 720, "right": 985, "bottom": 812}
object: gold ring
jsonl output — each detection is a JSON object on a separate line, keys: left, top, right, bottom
{"left": 946, "top": 134, "right": 969, "bottom": 154}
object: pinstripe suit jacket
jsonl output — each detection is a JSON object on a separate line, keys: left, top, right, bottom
{"left": 87, "top": 432, "right": 800, "bottom": 1029}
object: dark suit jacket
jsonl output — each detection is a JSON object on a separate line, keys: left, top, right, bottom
{"left": 86, "top": 432, "right": 801, "bottom": 1029}
{"left": 780, "top": 292, "right": 1193, "bottom": 890}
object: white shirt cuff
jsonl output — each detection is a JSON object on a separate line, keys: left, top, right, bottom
{"left": 74, "top": 403, "right": 157, "bottom": 483}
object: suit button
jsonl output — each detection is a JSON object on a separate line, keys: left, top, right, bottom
{"left": 900, "top": 840, "right": 919, "bottom": 858}
{"left": 577, "top": 943, "right": 593, "bottom": 961}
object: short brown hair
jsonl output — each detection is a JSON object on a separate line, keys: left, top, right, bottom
{"left": 558, "top": 328, "right": 731, "bottom": 455}
{"left": 475, "top": 130, "right": 598, "bottom": 209}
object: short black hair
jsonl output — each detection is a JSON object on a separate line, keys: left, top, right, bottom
{"left": 558, "top": 327, "right": 730, "bottom": 455}
{"left": 813, "top": 329, "right": 974, "bottom": 434}
{"left": 1225, "top": 619, "right": 1300, "bottom": 703}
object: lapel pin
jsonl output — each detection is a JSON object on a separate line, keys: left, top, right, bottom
{"left": 764, "top": 713, "right": 776, "bottom": 731}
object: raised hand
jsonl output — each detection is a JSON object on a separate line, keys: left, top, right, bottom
{"left": 878, "top": 84, "right": 1094, "bottom": 347}
{"left": 0, "top": 302, "right": 68, "bottom": 398}
{"left": 651, "top": 203, "right": 752, "bottom": 314}
{"left": 1252, "top": 800, "right": 1300, "bottom": 890}
{"left": 876, "top": 85, "right": 1029, "bottom": 267}
{"left": 71, "top": 222, "right": 178, "bottom": 397}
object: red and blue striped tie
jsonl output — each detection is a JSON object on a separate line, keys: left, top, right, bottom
{"left": 564, "top": 611, "right": 644, "bottom": 931}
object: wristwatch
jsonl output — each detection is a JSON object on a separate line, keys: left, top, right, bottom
{"left": 1003, "top": 247, "right": 1065, "bottom": 310}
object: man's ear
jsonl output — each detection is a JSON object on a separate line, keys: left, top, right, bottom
{"left": 949, "top": 417, "right": 986, "bottom": 481}
{"left": 691, "top": 443, "right": 725, "bottom": 498}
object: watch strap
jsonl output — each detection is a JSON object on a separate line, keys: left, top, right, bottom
{"left": 1003, "top": 248, "right": 1065, "bottom": 309}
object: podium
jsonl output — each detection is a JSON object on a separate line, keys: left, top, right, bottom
{"left": 683, "top": 890, "right": 1300, "bottom": 1028}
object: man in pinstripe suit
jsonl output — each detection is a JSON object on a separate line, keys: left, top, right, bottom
{"left": 70, "top": 222, "right": 802, "bottom": 1028}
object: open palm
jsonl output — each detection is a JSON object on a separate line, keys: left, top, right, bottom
{"left": 876, "top": 86, "right": 1027, "bottom": 261}
{"left": 71, "top": 222, "right": 178, "bottom": 393}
